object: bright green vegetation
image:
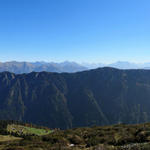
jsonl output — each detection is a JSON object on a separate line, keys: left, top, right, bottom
{"left": 24, "top": 126, "right": 51, "bottom": 136}
{"left": 7, "top": 124, "right": 51, "bottom": 136}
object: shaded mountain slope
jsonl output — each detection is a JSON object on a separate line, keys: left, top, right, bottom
{"left": 1, "top": 68, "right": 150, "bottom": 129}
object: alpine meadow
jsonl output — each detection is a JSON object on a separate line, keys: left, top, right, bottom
{"left": 0, "top": 0, "right": 150, "bottom": 150}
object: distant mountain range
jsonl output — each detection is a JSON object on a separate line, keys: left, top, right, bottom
{"left": 107, "top": 61, "right": 150, "bottom": 69}
{"left": 0, "top": 61, "right": 87, "bottom": 74}
{"left": 1, "top": 67, "right": 150, "bottom": 129}
{"left": 83, "top": 61, "right": 150, "bottom": 69}
{"left": 1, "top": 61, "right": 150, "bottom": 74}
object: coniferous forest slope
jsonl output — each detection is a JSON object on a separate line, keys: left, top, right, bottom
{"left": 1, "top": 67, "right": 150, "bottom": 129}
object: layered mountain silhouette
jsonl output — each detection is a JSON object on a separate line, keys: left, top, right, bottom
{"left": 1, "top": 67, "right": 150, "bottom": 129}
{"left": 0, "top": 61, "right": 87, "bottom": 74}
{"left": 1, "top": 61, "right": 150, "bottom": 74}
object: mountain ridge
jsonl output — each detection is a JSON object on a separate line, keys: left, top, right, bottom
{"left": 2, "top": 61, "right": 150, "bottom": 74}
{"left": 1, "top": 67, "right": 150, "bottom": 129}
{"left": 0, "top": 61, "right": 87, "bottom": 74}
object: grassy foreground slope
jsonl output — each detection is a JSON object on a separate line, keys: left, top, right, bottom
{"left": 0, "top": 135, "right": 21, "bottom": 142}
{"left": 1, "top": 121, "right": 150, "bottom": 149}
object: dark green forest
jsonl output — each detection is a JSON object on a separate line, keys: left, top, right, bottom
{"left": 1, "top": 67, "right": 150, "bottom": 129}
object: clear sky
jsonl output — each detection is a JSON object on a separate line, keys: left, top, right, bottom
{"left": 0, "top": 0, "right": 150, "bottom": 63}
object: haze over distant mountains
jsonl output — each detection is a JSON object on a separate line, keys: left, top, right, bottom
{"left": 0, "top": 61, "right": 87, "bottom": 74}
{"left": 83, "top": 61, "right": 150, "bottom": 69}
{"left": 108, "top": 61, "right": 150, "bottom": 69}
{"left": 1, "top": 61, "right": 150, "bottom": 74}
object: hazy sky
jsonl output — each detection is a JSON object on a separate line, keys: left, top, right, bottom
{"left": 0, "top": 0, "right": 150, "bottom": 63}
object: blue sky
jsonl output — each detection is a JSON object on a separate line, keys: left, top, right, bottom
{"left": 0, "top": 0, "right": 150, "bottom": 63}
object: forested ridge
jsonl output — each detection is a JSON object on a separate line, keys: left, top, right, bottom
{"left": 1, "top": 67, "right": 150, "bottom": 129}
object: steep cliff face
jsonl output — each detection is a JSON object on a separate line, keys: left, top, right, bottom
{"left": 1, "top": 68, "right": 150, "bottom": 129}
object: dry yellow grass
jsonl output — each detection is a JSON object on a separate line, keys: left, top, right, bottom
{"left": 0, "top": 135, "right": 22, "bottom": 142}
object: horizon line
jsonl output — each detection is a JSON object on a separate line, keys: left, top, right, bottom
{"left": 1, "top": 60, "right": 150, "bottom": 65}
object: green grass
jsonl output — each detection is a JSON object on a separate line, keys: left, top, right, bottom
{"left": 24, "top": 126, "right": 51, "bottom": 136}
{"left": 7, "top": 124, "right": 52, "bottom": 136}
